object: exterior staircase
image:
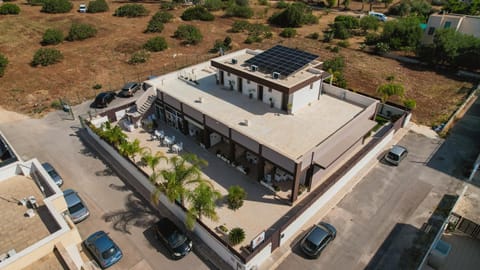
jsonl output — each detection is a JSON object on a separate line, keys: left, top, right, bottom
{"left": 135, "top": 86, "right": 157, "bottom": 115}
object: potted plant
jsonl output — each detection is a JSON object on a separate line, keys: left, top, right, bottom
{"left": 226, "top": 185, "right": 247, "bottom": 211}
{"left": 229, "top": 227, "right": 246, "bottom": 246}
{"left": 269, "top": 97, "right": 274, "bottom": 108}
{"left": 248, "top": 89, "right": 254, "bottom": 99}
{"left": 287, "top": 103, "right": 292, "bottom": 114}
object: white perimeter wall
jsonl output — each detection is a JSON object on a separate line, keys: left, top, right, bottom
{"left": 291, "top": 80, "right": 321, "bottom": 113}
{"left": 279, "top": 129, "right": 395, "bottom": 246}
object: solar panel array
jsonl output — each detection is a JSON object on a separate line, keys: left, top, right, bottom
{"left": 245, "top": 45, "right": 318, "bottom": 77}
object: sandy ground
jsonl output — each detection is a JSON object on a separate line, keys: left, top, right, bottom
{"left": 0, "top": 106, "right": 29, "bottom": 124}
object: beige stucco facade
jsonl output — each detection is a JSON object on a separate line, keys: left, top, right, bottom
{"left": 423, "top": 13, "right": 480, "bottom": 44}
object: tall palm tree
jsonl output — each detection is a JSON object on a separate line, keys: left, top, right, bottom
{"left": 101, "top": 122, "right": 127, "bottom": 147}
{"left": 141, "top": 149, "right": 166, "bottom": 173}
{"left": 186, "top": 182, "right": 221, "bottom": 230}
{"left": 376, "top": 82, "right": 405, "bottom": 114}
{"left": 127, "top": 139, "right": 145, "bottom": 162}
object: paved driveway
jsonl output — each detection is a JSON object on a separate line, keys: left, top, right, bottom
{"left": 277, "top": 131, "right": 464, "bottom": 270}
{"left": 0, "top": 107, "right": 212, "bottom": 269}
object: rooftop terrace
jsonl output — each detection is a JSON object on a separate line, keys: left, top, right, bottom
{"left": 152, "top": 69, "right": 363, "bottom": 161}
{"left": 0, "top": 175, "right": 56, "bottom": 257}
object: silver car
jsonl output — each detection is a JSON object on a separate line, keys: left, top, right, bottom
{"left": 63, "top": 189, "right": 90, "bottom": 223}
{"left": 42, "top": 162, "right": 63, "bottom": 187}
{"left": 385, "top": 145, "right": 408, "bottom": 166}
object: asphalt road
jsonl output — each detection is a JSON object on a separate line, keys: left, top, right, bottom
{"left": 0, "top": 101, "right": 211, "bottom": 269}
{"left": 277, "top": 131, "right": 464, "bottom": 270}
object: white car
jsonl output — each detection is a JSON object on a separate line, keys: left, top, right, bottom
{"left": 79, "top": 4, "right": 87, "bottom": 13}
{"left": 368, "top": 11, "right": 387, "bottom": 22}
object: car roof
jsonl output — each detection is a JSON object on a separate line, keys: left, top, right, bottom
{"left": 306, "top": 225, "right": 330, "bottom": 245}
{"left": 97, "top": 91, "right": 113, "bottom": 98}
{"left": 88, "top": 231, "right": 113, "bottom": 252}
{"left": 123, "top": 82, "right": 138, "bottom": 88}
{"left": 63, "top": 189, "right": 81, "bottom": 206}
{"left": 390, "top": 145, "right": 407, "bottom": 155}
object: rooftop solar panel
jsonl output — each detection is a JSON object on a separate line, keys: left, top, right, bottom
{"left": 245, "top": 45, "right": 318, "bottom": 77}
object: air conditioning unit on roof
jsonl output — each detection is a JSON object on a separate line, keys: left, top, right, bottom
{"left": 272, "top": 72, "right": 280, "bottom": 79}
{"left": 251, "top": 65, "right": 258, "bottom": 71}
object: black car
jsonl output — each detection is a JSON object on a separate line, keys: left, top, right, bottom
{"left": 117, "top": 82, "right": 140, "bottom": 97}
{"left": 153, "top": 218, "right": 192, "bottom": 259}
{"left": 92, "top": 91, "right": 116, "bottom": 108}
{"left": 300, "top": 222, "right": 336, "bottom": 258}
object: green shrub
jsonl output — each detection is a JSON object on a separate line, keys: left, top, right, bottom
{"left": 268, "top": 2, "right": 316, "bottom": 27}
{"left": 0, "top": 3, "right": 20, "bottom": 15}
{"left": 41, "top": 0, "right": 72, "bottom": 13}
{"left": 210, "top": 36, "right": 232, "bottom": 53}
{"left": 66, "top": 23, "right": 97, "bottom": 41}
{"left": 365, "top": 32, "right": 381, "bottom": 45}
{"left": 204, "top": 0, "right": 223, "bottom": 11}
{"left": 280, "top": 28, "right": 296, "bottom": 38}
{"left": 114, "top": 4, "right": 149, "bottom": 18}
{"left": 143, "top": 36, "right": 168, "bottom": 52}
{"left": 225, "top": 4, "right": 254, "bottom": 18}
{"left": 306, "top": 32, "right": 319, "bottom": 39}
{"left": 360, "top": 15, "right": 379, "bottom": 32}
{"left": 41, "top": 29, "right": 64, "bottom": 45}
{"left": 228, "top": 227, "right": 246, "bottom": 246}
{"left": 323, "top": 31, "right": 333, "bottom": 42}
{"left": 181, "top": 6, "right": 214, "bottom": 21}
{"left": 31, "top": 48, "right": 63, "bottom": 67}
{"left": 332, "top": 22, "right": 350, "bottom": 39}
{"left": 277, "top": 0, "right": 288, "bottom": 8}
{"left": 230, "top": 20, "right": 250, "bottom": 32}
{"left": 334, "top": 15, "right": 359, "bottom": 29}
{"left": 337, "top": 40, "right": 350, "bottom": 48}
{"left": 0, "top": 53, "right": 8, "bottom": 77}
{"left": 174, "top": 25, "right": 203, "bottom": 45}
{"left": 226, "top": 186, "right": 247, "bottom": 211}
{"left": 92, "top": 83, "right": 102, "bottom": 90}
{"left": 375, "top": 42, "right": 390, "bottom": 54}
{"left": 330, "top": 46, "right": 340, "bottom": 52}
{"left": 235, "top": 0, "right": 249, "bottom": 6}
{"left": 87, "top": 0, "right": 108, "bottom": 13}
{"left": 155, "top": 11, "right": 174, "bottom": 23}
{"left": 145, "top": 17, "right": 164, "bottom": 33}
{"left": 160, "top": 1, "right": 176, "bottom": 10}
{"left": 403, "top": 98, "right": 416, "bottom": 110}
{"left": 258, "top": 0, "right": 268, "bottom": 5}
{"left": 323, "top": 56, "right": 344, "bottom": 72}
{"left": 128, "top": 50, "right": 150, "bottom": 65}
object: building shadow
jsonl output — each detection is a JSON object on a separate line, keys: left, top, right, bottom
{"left": 425, "top": 96, "right": 480, "bottom": 186}
{"left": 365, "top": 194, "right": 458, "bottom": 270}
{"left": 102, "top": 193, "right": 157, "bottom": 234}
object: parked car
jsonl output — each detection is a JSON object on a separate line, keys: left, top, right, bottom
{"left": 78, "top": 4, "right": 87, "bottom": 13}
{"left": 300, "top": 222, "right": 336, "bottom": 258}
{"left": 84, "top": 231, "right": 123, "bottom": 269}
{"left": 384, "top": 145, "right": 408, "bottom": 166}
{"left": 42, "top": 162, "right": 63, "bottom": 187}
{"left": 63, "top": 189, "right": 90, "bottom": 223}
{"left": 153, "top": 218, "right": 192, "bottom": 259}
{"left": 368, "top": 11, "right": 388, "bottom": 22}
{"left": 117, "top": 82, "right": 140, "bottom": 97}
{"left": 92, "top": 91, "right": 116, "bottom": 108}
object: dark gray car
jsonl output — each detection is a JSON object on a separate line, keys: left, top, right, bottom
{"left": 300, "top": 222, "right": 336, "bottom": 258}
{"left": 63, "top": 189, "right": 90, "bottom": 223}
{"left": 42, "top": 162, "right": 63, "bottom": 187}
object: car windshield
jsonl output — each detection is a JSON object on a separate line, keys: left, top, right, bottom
{"left": 101, "top": 246, "right": 117, "bottom": 259}
{"left": 387, "top": 152, "right": 400, "bottom": 161}
{"left": 47, "top": 170, "right": 59, "bottom": 178}
{"left": 168, "top": 231, "right": 187, "bottom": 248}
{"left": 69, "top": 202, "right": 84, "bottom": 213}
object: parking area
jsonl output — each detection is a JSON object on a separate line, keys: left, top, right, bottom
{"left": 277, "top": 131, "right": 464, "bottom": 270}
{"left": 0, "top": 105, "right": 213, "bottom": 269}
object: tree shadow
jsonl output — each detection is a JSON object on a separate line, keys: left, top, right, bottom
{"left": 95, "top": 167, "right": 114, "bottom": 177}
{"left": 102, "top": 193, "right": 157, "bottom": 234}
{"left": 108, "top": 183, "right": 130, "bottom": 192}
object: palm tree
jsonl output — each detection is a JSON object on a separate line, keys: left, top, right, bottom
{"left": 152, "top": 153, "right": 209, "bottom": 206}
{"left": 127, "top": 139, "right": 145, "bottom": 162}
{"left": 141, "top": 149, "right": 166, "bottom": 173}
{"left": 101, "top": 122, "right": 127, "bottom": 147}
{"left": 376, "top": 82, "right": 405, "bottom": 114}
{"left": 186, "top": 182, "right": 221, "bottom": 230}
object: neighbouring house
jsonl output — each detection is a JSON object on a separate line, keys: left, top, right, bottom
{"left": 422, "top": 12, "right": 480, "bottom": 44}
{"left": 84, "top": 46, "right": 410, "bottom": 270}
{"left": 0, "top": 131, "right": 86, "bottom": 270}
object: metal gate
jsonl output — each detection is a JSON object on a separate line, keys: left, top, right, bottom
{"left": 457, "top": 217, "right": 480, "bottom": 239}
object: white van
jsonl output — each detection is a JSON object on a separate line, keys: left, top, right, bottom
{"left": 369, "top": 11, "right": 388, "bottom": 22}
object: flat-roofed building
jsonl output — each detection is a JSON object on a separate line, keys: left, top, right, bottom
{"left": 423, "top": 13, "right": 480, "bottom": 44}
{"left": 0, "top": 132, "right": 85, "bottom": 270}
{"left": 145, "top": 46, "right": 379, "bottom": 203}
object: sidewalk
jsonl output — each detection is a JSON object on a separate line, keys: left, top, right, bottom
{"left": 260, "top": 123, "right": 415, "bottom": 270}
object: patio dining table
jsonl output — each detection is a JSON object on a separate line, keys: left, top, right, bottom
{"left": 154, "top": 130, "right": 165, "bottom": 139}
{"left": 163, "top": 136, "right": 174, "bottom": 146}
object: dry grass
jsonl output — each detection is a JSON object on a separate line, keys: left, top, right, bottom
{"left": 0, "top": 1, "right": 472, "bottom": 125}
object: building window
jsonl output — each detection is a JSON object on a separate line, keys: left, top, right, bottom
{"left": 268, "top": 88, "right": 272, "bottom": 92}
{"left": 444, "top": 21, "right": 451, "bottom": 29}
{"left": 428, "top": 27, "right": 435, "bottom": 35}
{"left": 310, "top": 83, "right": 313, "bottom": 89}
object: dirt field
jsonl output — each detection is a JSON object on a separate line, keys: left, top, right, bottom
{"left": 0, "top": 0, "right": 471, "bottom": 125}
